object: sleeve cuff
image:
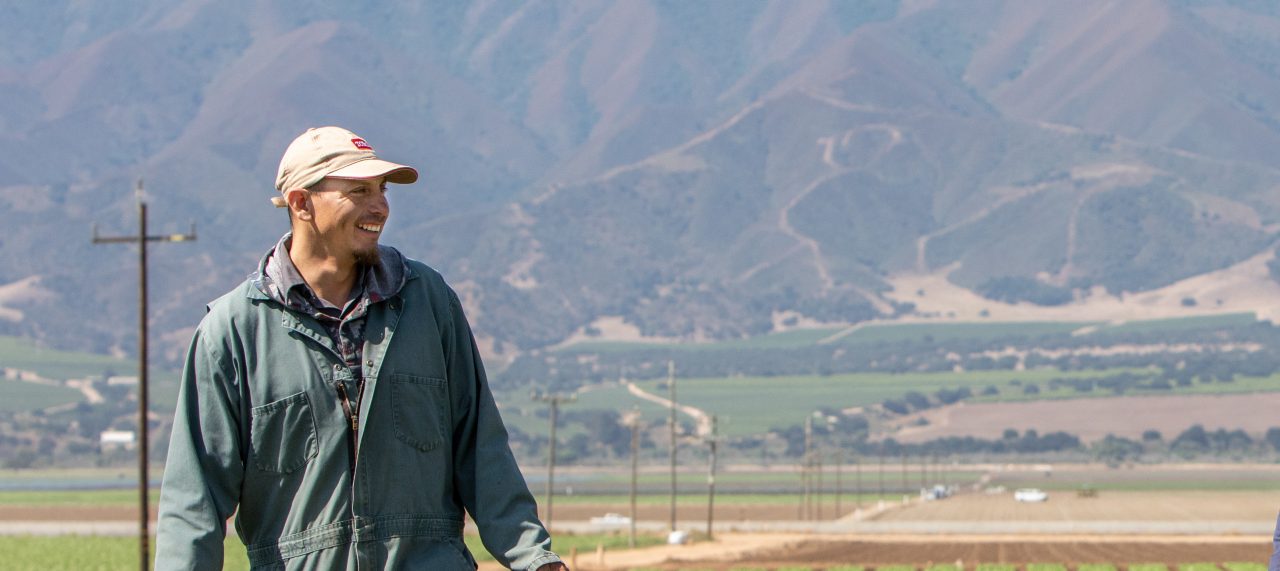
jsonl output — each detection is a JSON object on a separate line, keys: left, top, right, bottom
{"left": 525, "top": 552, "right": 562, "bottom": 571}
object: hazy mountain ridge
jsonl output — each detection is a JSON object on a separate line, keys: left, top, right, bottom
{"left": 2, "top": 0, "right": 1279, "bottom": 363}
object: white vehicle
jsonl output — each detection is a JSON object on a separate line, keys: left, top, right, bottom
{"left": 1014, "top": 488, "right": 1048, "bottom": 502}
{"left": 588, "top": 513, "right": 632, "bottom": 526}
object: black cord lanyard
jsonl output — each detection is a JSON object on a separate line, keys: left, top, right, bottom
{"left": 333, "top": 372, "right": 364, "bottom": 474}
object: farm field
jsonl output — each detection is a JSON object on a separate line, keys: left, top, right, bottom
{"left": 2, "top": 465, "right": 1277, "bottom": 569}
{"left": 554, "top": 314, "right": 1257, "bottom": 355}
{"left": 0, "top": 335, "right": 130, "bottom": 381}
{"left": 498, "top": 360, "right": 1280, "bottom": 441}
{"left": 0, "top": 378, "right": 83, "bottom": 413}
{"left": 714, "top": 536, "right": 1270, "bottom": 567}
{"left": 877, "top": 490, "right": 1280, "bottom": 523}
{"left": 0, "top": 533, "right": 1267, "bottom": 570}
{"left": 891, "top": 392, "right": 1280, "bottom": 443}
{"left": 0, "top": 531, "right": 664, "bottom": 570}
{"left": 985, "top": 464, "right": 1280, "bottom": 492}
{"left": 561, "top": 370, "right": 1139, "bottom": 437}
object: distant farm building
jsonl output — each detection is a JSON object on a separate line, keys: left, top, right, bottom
{"left": 100, "top": 430, "right": 136, "bottom": 450}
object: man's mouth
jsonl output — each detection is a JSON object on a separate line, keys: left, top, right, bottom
{"left": 357, "top": 223, "right": 383, "bottom": 233}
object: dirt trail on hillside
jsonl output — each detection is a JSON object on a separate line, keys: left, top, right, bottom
{"left": 626, "top": 382, "right": 712, "bottom": 437}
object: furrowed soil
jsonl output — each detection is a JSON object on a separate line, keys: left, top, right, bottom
{"left": 538, "top": 535, "right": 1271, "bottom": 570}
{"left": 747, "top": 536, "right": 1270, "bottom": 566}
{"left": 892, "top": 393, "right": 1280, "bottom": 443}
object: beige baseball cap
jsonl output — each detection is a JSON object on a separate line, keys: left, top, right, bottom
{"left": 271, "top": 126, "right": 418, "bottom": 207}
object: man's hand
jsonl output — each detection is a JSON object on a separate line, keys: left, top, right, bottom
{"left": 536, "top": 563, "right": 569, "bottom": 571}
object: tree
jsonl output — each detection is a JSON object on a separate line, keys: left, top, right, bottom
{"left": 903, "top": 391, "right": 931, "bottom": 411}
{"left": 1267, "top": 427, "right": 1280, "bottom": 452}
{"left": 1171, "top": 425, "right": 1209, "bottom": 456}
{"left": 1092, "top": 434, "right": 1143, "bottom": 466}
{"left": 882, "top": 399, "right": 909, "bottom": 415}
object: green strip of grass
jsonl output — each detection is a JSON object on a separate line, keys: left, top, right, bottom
{"left": 0, "top": 489, "right": 160, "bottom": 506}
{"left": 0, "top": 535, "right": 249, "bottom": 571}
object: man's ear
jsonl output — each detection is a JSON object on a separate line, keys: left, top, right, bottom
{"left": 284, "top": 188, "right": 312, "bottom": 221}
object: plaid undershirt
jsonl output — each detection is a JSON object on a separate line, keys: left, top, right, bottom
{"left": 255, "top": 233, "right": 407, "bottom": 384}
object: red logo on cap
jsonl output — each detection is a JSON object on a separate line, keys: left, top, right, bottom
{"left": 351, "top": 138, "right": 373, "bottom": 151}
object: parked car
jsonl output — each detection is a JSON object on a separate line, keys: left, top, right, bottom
{"left": 588, "top": 513, "right": 632, "bottom": 525}
{"left": 1014, "top": 488, "right": 1048, "bottom": 502}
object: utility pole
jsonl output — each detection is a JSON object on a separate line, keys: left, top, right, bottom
{"left": 900, "top": 452, "right": 908, "bottom": 497}
{"left": 854, "top": 455, "right": 862, "bottom": 510}
{"left": 920, "top": 451, "right": 927, "bottom": 491}
{"left": 532, "top": 391, "right": 575, "bottom": 530}
{"left": 667, "top": 361, "right": 678, "bottom": 532}
{"left": 877, "top": 452, "right": 885, "bottom": 501}
{"left": 92, "top": 180, "right": 195, "bottom": 571}
{"left": 815, "top": 453, "right": 823, "bottom": 520}
{"left": 705, "top": 415, "right": 718, "bottom": 539}
{"left": 834, "top": 449, "right": 843, "bottom": 516}
{"left": 802, "top": 413, "right": 812, "bottom": 520}
{"left": 621, "top": 407, "right": 642, "bottom": 548}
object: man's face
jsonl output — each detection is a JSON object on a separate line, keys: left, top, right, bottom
{"left": 304, "top": 176, "right": 389, "bottom": 265}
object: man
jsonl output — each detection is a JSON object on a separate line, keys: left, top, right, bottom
{"left": 1272, "top": 512, "right": 1280, "bottom": 571}
{"left": 156, "top": 126, "right": 566, "bottom": 570}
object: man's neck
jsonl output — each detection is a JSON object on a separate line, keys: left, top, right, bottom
{"left": 287, "top": 236, "right": 358, "bottom": 307}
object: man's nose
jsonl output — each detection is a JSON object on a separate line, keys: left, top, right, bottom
{"left": 371, "top": 193, "right": 389, "bottom": 217}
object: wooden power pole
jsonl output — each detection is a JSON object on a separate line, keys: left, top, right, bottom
{"left": 667, "top": 361, "right": 678, "bottom": 532}
{"left": 92, "top": 180, "right": 195, "bottom": 571}
{"left": 705, "top": 415, "right": 718, "bottom": 539}
{"left": 532, "top": 391, "right": 575, "bottom": 530}
{"left": 621, "top": 407, "right": 643, "bottom": 548}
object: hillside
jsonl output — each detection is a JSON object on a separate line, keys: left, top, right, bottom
{"left": 1, "top": 0, "right": 1279, "bottom": 363}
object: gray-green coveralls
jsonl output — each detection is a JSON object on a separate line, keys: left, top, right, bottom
{"left": 155, "top": 253, "right": 559, "bottom": 570}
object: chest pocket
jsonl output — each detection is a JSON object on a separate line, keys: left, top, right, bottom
{"left": 391, "top": 374, "right": 449, "bottom": 452}
{"left": 249, "top": 391, "right": 318, "bottom": 474}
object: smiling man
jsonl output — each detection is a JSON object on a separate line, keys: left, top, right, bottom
{"left": 155, "top": 127, "right": 566, "bottom": 570}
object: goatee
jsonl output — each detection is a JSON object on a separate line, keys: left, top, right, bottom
{"left": 355, "top": 246, "right": 381, "bottom": 267}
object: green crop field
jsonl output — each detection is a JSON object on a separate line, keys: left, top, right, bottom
{"left": 0, "top": 535, "right": 246, "bottom": 570}
{"left": 1092, "top": 313, "right": 1257, "bottom": 336}
{"left": 554, "top": 320, "right": 1104, "bottom": 354}
{"left": 628, "top": 369, "right": 1129, "bottom": 435}
{"left": 0, "top": 531, "right": 665, "bottom": 569}
{"left": 0, "top": 335, "right": 131, "bottom": 381}
{"left": 500, "top": 363, "right": 1280, "bottom": 439}
{"left": 0, "top": 379, "right": 84, "bottom": 413}
{"left": 0, "top": 334, "right": 186, "bottom": 414}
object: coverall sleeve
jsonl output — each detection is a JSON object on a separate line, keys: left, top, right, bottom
{"left": 445, "top": 290, "right": 562, "bottom": 571}
{"left": 1270, "top": 510, "right": 1280, "bottom": 571}
{"left": 154, "top": 326, "right": 245, "bottom": 571}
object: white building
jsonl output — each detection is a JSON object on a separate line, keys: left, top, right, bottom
{"left": 100, "top": 430, "right": 136, "bottom": 451}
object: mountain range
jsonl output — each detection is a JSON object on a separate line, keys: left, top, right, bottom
{"left": 2, "top": 0, "right": 1280, "bottom": 365}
